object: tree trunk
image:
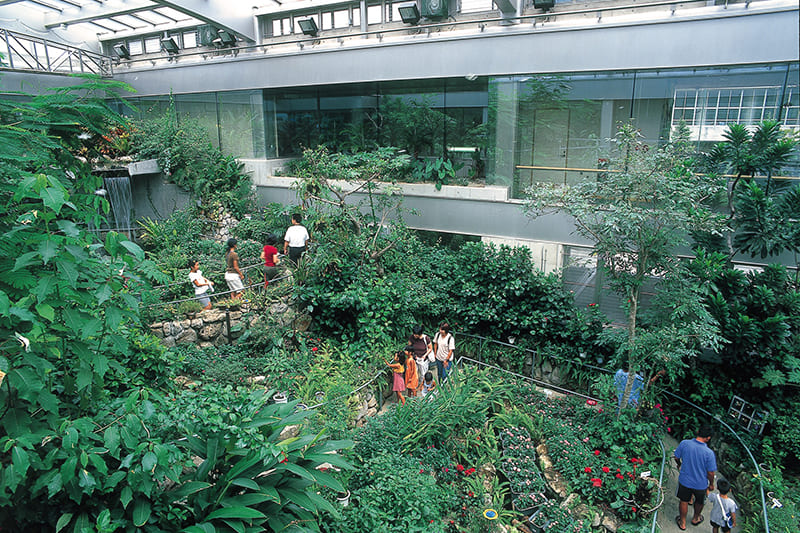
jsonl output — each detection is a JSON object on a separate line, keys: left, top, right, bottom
{"left": 619, "top": 291, "right": 638, "bottom": 411}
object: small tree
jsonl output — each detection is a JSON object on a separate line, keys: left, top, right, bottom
{"left": 524, "top": 122, "right": 726, "bottom": 408}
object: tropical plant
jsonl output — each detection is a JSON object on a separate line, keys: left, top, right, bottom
{"left": 524, "top": 122, "right": 727, "bottom": 408}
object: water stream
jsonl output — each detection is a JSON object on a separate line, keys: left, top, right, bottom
{"left": 103, "top": 175, "right": 133, "bottom": 233}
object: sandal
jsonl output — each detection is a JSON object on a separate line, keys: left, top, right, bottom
{"left": 675, "top": 516, "right": 686, "bottom": 531}
{"left": 691, "top": 515, "right": 704, "bottom": 526}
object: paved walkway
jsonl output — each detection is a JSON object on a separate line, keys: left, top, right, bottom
{"left": 656, "top": 435, "right": 741, "bottom": 533}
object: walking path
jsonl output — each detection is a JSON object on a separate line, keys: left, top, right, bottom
{"left": 657, "top": 435, "right": 741, "bottom": 533}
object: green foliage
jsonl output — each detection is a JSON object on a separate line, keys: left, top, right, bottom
{"left": 131, "top": 100, "right": 254, "bottom": 216}
{"left": 0, "top": 78, "right": 350, "bottom": 532}
{"left": 733, "top": 181, "right": 800, "bottom": 259}
{"left": 409, "top": 157, "right": 465, "bottom": 189}
{"left": 525, "top": 122, "right": 727, "bottom": 408}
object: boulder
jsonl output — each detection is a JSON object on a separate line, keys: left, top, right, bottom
{"left": 199, "top": 308, "right": 225, "bottom": 323}
{"left": 190, "top": 318, "right": 203, "bottom": 328}
{"left": 176, "top": 328, "right": 198, "bottom": 344}
{"left": 199, "top": 342, "right": 214, "bottom": 349}
{"left": 601, "top": 513, "right": 622, "bottom": 532}
{"left": 162, "top": 336, "right": 176, "bottom": 348}
{"left": 199, "top": 322, "right": 222, "bottom": 341}
{"left": 229, "top": 311, "right": 242, "bottom": 320}
{"left": 279, "top": 425, "right": 300, "bottom": 441}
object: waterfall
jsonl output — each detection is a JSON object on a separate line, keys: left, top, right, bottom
{"left": 103, "top": 175, "right": 133, "bottom": 233}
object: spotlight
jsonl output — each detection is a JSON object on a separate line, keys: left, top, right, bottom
{"left": 398, "top": 4, "right": 421, "bottom": 24}
{"left": 160, "top": 38, "right": 179, "bottom": 54}
{"left": 216, "top": 29, "right": 236, "bottom": 45}
{"left": 112, "top": 43, "right": 130, "bottom": 59}
{"left": 533, "top": 0, "right": 554, "bottom": 10}
{"left": 297, "top": 18, "right": 318, "bottom": 36}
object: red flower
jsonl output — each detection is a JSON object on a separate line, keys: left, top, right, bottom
{"left": 591, "top": 478, "right": 603, "bottom": 487}
{"left": 467, "top": 491, "right": 474, "bottom": 497}
{"left": 584, "top": 467, "right": 592, "bottom": 473}
{"left": 587, "top": 399, "right": 597, "bottom": 406}
{"left": 444, "top": 467, "right": 449, "bottom": 472}
{"left": 616, "top": 473, "right": 624, "bottom": 479}
{"left": 602, "top": 466, "right": 610, "bottom": 473}
{"left": 593, "top": 450, "right": 601, "bottom": 456}
{"left": 456, "top": 464, "right": 465, "bottom": 472}
{"left": 632, "top": 507, "right": 637, "bottom": 512}
{"left": 419, "top": 469, "right": 424, "bottom": 473}
{"left": 311, "top": 347, "right": 318, "bottom": 352}
{"left": 465, "top": 467, "right": 476, "bottom": 475}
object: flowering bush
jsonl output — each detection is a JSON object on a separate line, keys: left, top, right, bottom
{"left": 529, "top": 500, "right": 593, "bottom": 533}
{"left": 513, "top": 491, "right": 548, "bottom": 513}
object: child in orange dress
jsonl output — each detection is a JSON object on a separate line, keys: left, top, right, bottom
{"left": 404, "top": 345, "right": 419, "bottom": 397}
{"left": 386, "top": 351, "right": 406, "bottom": 406}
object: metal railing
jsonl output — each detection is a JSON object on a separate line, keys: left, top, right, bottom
{"left": 455, "top": 332, "right": 771, "bottom": 531}
{"left": 0, "top": 28, "right": 112, "bottom": 76}
{"left": 110, "top": 0, "right": 770, "bottom": 71}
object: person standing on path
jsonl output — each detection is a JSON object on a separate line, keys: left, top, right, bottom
{"left": 224, "top": 238, "right": 245, "bottom": 299}
{"left": 673, "top": 424, "right": 717, "bottom": 530}
{"left": 433, "top": 322, "right": 455, "bottom": 383}
{"left": 260, "top": 233, "right": 280, "bottom": 288}
{"left": 188, "top": 259, "right": 214, "bottom": 310}
{"left": 408, "top": 325, "right": 433, "bottom": 385}
{"left": 283, "top": 213, "right": 310, "bottom": 264}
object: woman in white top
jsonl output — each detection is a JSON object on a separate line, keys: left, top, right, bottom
{"left": 188, "top": 259, "right": 213, "bottom": 310}
{"left": 433, "top": 322, "right": 455, "bottom": 382}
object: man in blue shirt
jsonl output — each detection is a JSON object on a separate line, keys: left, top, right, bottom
{"left": 673, "top": 424, "right": 717, "bottom": 530}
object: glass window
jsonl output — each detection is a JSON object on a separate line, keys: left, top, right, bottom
{"left": 461, "top": 0, "right": 494, "bottom": 13}
{"left": 127, "top": 40, "right": 143, "bottom": 55}
{"left": 144, "top": 37, "right": 161, "bottom": 54}
{"left": 219, "top": 90, "right": 267, "bottom": 158}
{"left": 367, "top": 4, "right": 383, "bottom": 24}
{"left": 333, "top": 9, "right": 350, "bottom": 27}
{"left": 272, "top": 19, "right": 281, "bottom": 35}
{"left": 322, "top": 12, "right": 334, "bottom": 30}
{"left": 174, "top": 93, "right": 220, "bottom": 148}
{"left": 182, "top": 30, "right": 197, "bottom": 48}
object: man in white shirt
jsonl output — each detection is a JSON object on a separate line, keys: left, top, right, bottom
{"left": 284, "top": 213, "right": 310, "bottom": 264}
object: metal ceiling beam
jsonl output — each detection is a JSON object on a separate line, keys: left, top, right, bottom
{"left": 0, "top": 0, "right": 28, "bottom": 5}
{"left": 153, "top": 1, "right": 255, "bottom": 42}
{"left": 43, "top": 1, "right": 161, "bottom": 29}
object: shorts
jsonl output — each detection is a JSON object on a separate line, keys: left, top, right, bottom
{"left": 676, "top": 483, "right": 707, "bottom": 505}
{"left": 224, "top": 272, "right": 244, "bottom": 292}
{"left": 288, "top": 246, "right": 306, "bottom": 263}
{"left": 195, "top": 294, "right": 211, "bottom": 307}
{"left": 264, "top": 266, "right": 279, "bottom": 283}
{"left": 710, "top": 521, "right": 731, "bottom": 533}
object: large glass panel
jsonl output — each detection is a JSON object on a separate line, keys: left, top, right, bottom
{"left": 218, "top": 90, "right": 267, "bottom": 158}
{"left": 174, "top": 93, "right": 220, "bottom": 148}
{"left": 378, "top": 79, "right": 447, "bottom": 158}
{"left": 273, "top": 88, "right": 319, "bottom": 157}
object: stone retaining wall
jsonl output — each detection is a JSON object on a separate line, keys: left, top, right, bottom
{"left": 149, "top": 308, "right": 245, "bottom": 348}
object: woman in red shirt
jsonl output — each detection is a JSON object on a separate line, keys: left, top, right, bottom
{"left": 260, "top": 234, "right": 280, "bottom": 288}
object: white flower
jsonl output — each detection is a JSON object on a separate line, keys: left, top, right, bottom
{"left": 14, "top": 332, "right": 30, "bottom": 352}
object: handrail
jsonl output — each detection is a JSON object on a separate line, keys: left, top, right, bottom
{"left": 0, "top": 28, "right": 112, "bottom": 76}
{"left": 112, "top": 0, "right": 754, "bottom": 70}
{"left": 516, "top": 164, "right": 800, "bottom": 181}
{"left": 144, "top": 271, "right": 293, "bottom": 308}
{"left": 455, "top": 334, "right": 770, "bottom": 531}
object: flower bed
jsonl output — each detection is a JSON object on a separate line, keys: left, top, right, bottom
{"left": 512, "top": 490, "right": 548, "bottom": 515}
{"left": 528, "top": 500, "right": 593, "bottom": 533}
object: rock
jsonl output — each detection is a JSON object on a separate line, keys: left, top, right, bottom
{"left": 163, "top": 322, "right": 183, "bottom": 337}
{"left": 270, "top": 302, "right": 289, "bottom": 315}
{"left": 365, "top": 407, "right": 377, "bottom": 417}
{"left": 252, "top": 375, "right": 266, "bottom": 384}
{"left": 150, "top": 326, "right": 164, "bottom": 339}
{"left": 199, "top": 309, "right": 225, "bottom": 323}
{"left": 592, "top": 511, "right": 602, "bottom": 527}
{"left": 229, "top": 311, "right": 242, "bottom": 320}
{"left": 199, "top": 322, "right": 222, "bottom": 340}
{"left": 190, "top": 318, "right": 203, "bottom": 328}
{"left": 279, "top": 425, "right": 300, "bottom": 441}
{"left": 294, "top": 313, "right": 312, "bottom": 332}
{"left": 601, "top": 513, "right": 621, "bottom": 532}
{"left": 176, "top": 328, "right": 197, "bottom": 344}
{"left": 199, "top": 342, "right": 214, "bottom": 349}
{"left": 561, "top": 493, "right": 580, "bottom": 509}
{"left": 367, "top": 395, "right": 377, "bottom": 409}
{"left": 179, "top": 320, "right": 191, "bottom": 329}
{"left": 150, "top": 322, "right": 163, "bottom": 329}
{"left": 163, "top": 336, "right": 176, "bottom": 347}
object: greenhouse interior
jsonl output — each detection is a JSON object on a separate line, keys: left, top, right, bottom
{"left": 1, "top": 0, "right": 799, "bottom": 531}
